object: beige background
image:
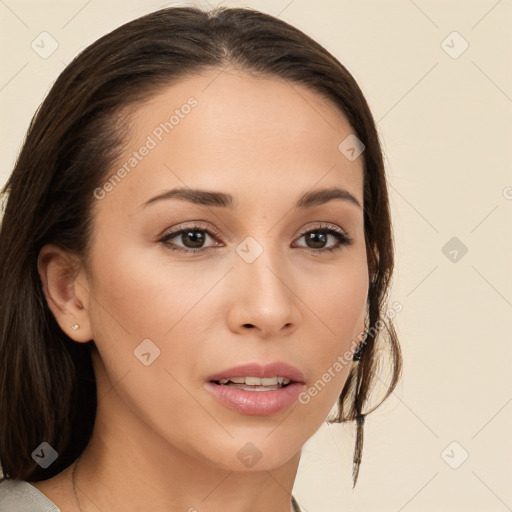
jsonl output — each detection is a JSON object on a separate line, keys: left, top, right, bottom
{"left": 1, "top": 1, "right": 511, "bottom": 511}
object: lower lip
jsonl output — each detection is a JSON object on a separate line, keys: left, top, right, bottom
{"left": 204, "top": 381, "right": 305, "bottom": 416}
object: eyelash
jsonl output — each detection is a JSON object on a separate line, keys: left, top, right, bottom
{"left": 159, "top": 222, "right": 353, "bottom": 255}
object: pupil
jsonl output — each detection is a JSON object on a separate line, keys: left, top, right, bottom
{"left": 183, "top": 230, "right": 204, "bottom": 248}
{"left": 307, "top": 232, "right": 326, "bottom": 249}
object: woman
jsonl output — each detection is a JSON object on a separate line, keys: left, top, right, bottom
{"left": 0, "top": 6, "right": 402, "bottom": 511}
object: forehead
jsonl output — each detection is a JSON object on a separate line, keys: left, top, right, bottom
{"left": 96, "top": 68, "right": 364, "bottom": 214}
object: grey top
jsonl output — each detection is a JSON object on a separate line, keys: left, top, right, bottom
{"left": 0, "top": 478, "right": 302, "bottom": 511}
{"left": 0, "top": 478, "right": 61, "bottom": 511}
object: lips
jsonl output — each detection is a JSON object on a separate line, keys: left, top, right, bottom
{"left": 204, "top": 362, "right": 307, "bottom": 415}
{"left": 206, "top": 361, "right": 306, "bottom": 384}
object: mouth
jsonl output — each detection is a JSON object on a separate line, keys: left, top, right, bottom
{"left": 204, "top": 362, "right": 306, "bottom": 416}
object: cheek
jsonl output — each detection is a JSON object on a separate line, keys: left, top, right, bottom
{"left": 305, "top": 254, "right": 368, "bottom": 342}
{"left": 85, "top": 242, "right": 217, "bottom": 446}
{"left": 296, "top": 258, "right": 368, "bottom": 406}
{"left": 87, "top": 240, "right": 211, "bottom": 338}
{"left": 86, "top": 240, "right": 223, "bottom": 395}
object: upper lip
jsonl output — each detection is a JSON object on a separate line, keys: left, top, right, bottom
{"left": 207, "top": 361, "right": 305, "bottom": 383}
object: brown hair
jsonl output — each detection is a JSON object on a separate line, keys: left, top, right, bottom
{"left": 0, "top": 5, "right": 401, "bottom": 489}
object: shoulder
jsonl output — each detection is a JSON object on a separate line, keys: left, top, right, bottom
{"left": 0, "top": 478, "right": 61, "bottom": 511}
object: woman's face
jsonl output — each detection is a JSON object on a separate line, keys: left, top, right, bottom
{"left": 82, "top": 68, "right": 369, "bottom": 471}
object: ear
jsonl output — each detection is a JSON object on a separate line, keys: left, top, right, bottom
{"left": 37, "top": 243, "right": 93, "bottom": 343}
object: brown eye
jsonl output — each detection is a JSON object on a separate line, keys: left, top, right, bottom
{"left": 174, "top": 229, "right": 206, "bottom": 249}
{"left": 294, "top": 225, "right": 352, "bottom": 253}
{"left": 160, "top": 225, "right": 221, "bottom": 253}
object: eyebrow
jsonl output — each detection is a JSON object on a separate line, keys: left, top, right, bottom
{"left": 141, "top": 186, "right": 362, "bottom": 210}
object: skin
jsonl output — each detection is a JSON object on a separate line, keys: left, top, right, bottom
{"left": 35, "top": 67, "right": 369, "bottom": 512}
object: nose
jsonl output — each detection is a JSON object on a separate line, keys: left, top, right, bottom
{"left": 226, "top": 242, "right": 301, "bottom": 338}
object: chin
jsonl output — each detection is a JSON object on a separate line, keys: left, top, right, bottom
{"left": 198, "top": 437, "right": 302, "bottom": 473}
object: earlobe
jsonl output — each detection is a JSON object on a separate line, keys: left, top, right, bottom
{"left": 37, "top": 243, "right": 93, "bottom": 343}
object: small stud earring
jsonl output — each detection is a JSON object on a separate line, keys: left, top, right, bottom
{"left": 71, "top": 324, "right": 80, "bottom": 330}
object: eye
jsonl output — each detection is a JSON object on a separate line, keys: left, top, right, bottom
{"left": 159, "top": 223, "right": 222, "bottom": 253}
{"left": 293, "top": 223, "right": 353, "bottom": 254}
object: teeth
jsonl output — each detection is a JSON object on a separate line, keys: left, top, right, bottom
{"left": 216, "top": 376, "right": 292, "bottom": 387}
{"left": 244, "top": 376, "right": 260, "bottom": 385}
{"left": 229, "top": 377, "right": 245, "bottom": 384}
